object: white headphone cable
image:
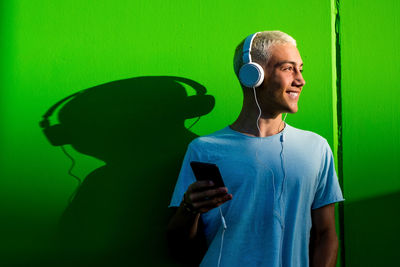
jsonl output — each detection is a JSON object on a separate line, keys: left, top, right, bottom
{"left": 278, "top": 114, "right": 287, "bottom": 201}
{"left": 217, "top": 206, "right": 227, "bottom": 267}
{"left": 253, "top": 84, "right": 288, "bottom": 230}
{"left": 252, "top": 87, "right": 262, "bottom": 135}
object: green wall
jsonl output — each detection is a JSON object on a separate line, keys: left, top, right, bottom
{"left": 4, "top": 0, "right": 397, "bottom": 266}
{"left": 341, "top": 0, "right": 400, "bottom": 266}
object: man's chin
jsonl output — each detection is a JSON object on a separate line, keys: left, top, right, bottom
{"left": 284, "top": 105, "right": 298, "bottom": 114}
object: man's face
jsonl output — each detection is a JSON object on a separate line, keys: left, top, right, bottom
{"left": 257, "top": 43, "right": 305, "bottom": 114}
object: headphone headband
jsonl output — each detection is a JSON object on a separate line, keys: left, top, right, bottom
{"left": 242, "top": 32, "right": 259, "bottom": 64}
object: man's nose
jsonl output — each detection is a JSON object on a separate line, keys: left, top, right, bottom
{"left": 293, "top": 70, "right": 305, "bottom": 87}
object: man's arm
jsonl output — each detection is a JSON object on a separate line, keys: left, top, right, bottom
{"left": 309, "top": 203, "right": 339, "bottom": 267}
{"left": 167, "top": 181, "right": 232, "bottom": 264}
{"left": 166, "top": 205, "right": 207, "bottom": 264}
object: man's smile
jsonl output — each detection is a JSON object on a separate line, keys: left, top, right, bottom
{"left": 285, "top": 90, "right": 300, "bottom": 100}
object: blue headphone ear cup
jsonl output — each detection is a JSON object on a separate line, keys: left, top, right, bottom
{"left": 239, "top": 62, "right": 264, "bottom": 88}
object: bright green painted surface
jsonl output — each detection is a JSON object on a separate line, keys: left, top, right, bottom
{"left": 0, "top": 0, "right": 336, "bottom": 265}
{"left": 341, "top": 0, "right": 400, "bottom": 202}
{"left": 341, "top": 0, "right": 400, "bottom": 265}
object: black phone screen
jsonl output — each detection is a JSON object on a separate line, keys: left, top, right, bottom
{"left": 190, "top": 161, "right": 225, "bottom": 188}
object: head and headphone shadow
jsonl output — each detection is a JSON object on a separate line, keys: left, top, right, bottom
{"left": 40, "top": 76, "right": 214, "bottom": 266}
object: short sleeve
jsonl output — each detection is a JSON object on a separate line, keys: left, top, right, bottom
{"left": 312, "top": 140, "right": 345, "bottom": 209}
{"left": 168, "top": 142, "right": 199, "bottom": 208}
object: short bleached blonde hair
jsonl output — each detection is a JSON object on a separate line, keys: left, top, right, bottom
{"left": 233, "top": 31, "right": 297, "bottom": 78}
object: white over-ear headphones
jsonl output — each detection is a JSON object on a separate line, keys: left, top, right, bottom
{"left": 238, "top": 32, "right": 265, "bottom": 88}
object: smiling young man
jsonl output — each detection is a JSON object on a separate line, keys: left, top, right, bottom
{"left": 167, "top": 31, "right": 344, "bottom": 267}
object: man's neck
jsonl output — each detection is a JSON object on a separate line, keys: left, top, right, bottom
{"left": 230, "top": 107, "right": 285, "bottom": 138}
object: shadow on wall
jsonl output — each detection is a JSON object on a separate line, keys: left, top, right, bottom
{"left": 39, "top": 76, "right": 215, "bottom": 266}
{"left": 344, "top": 191, "right": 400, "bottom": 267}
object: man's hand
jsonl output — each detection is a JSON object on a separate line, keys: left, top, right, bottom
{"left": 183, "top": 180, "right": 233, "bottom": 214}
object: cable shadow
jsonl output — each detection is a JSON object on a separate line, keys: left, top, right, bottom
{"left": 39, "top": 76, "right": 215, "bottom": 266}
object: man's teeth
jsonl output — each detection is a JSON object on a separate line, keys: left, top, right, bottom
{"left": 289, "top": 92, "right": 298, "bottom": 96}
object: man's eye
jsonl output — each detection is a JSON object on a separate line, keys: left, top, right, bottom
{"left": 300, "top": 69, "right": 303, "bottom": 73}
{"left": 284, "top": 66, "right": 293, "bottom": 71}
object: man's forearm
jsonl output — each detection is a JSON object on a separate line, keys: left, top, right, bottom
{"left": 167, "top": 204, "right": 206, "bottom": 264}
{"left": 167, "top": 203, "right": 201, "bottom": 240}
{"left": 310, "top": 230, "right": 338, "bottom": 267}
{"left": 167, "top": 181, "right": 231, "bottom": 264}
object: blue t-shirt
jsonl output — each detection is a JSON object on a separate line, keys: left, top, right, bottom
{"left": 169, "top": 124, "right": 344, "bottom": 267}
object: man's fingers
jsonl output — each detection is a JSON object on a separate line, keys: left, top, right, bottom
{"left": 190, "top": 187, "right": 228, "bottom": 202}
{"left": 185, "top": 181, "right": 232, "bottom": 214}
{"left": 192, "top": 193, "right": 233, "bottom": 210}
{"left": 187, "top": 180, "right": 215, "bottom": 193}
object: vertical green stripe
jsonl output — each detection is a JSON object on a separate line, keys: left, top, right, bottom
{"left": 332, "top": 0, "right": 345, "bottom": 266}
{"left": 331, "top": 0, "right": 338, "bottom": 164}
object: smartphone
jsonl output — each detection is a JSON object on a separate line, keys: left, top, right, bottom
{"left": 190, "top": 161, "right": 225, "bottom": 188}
